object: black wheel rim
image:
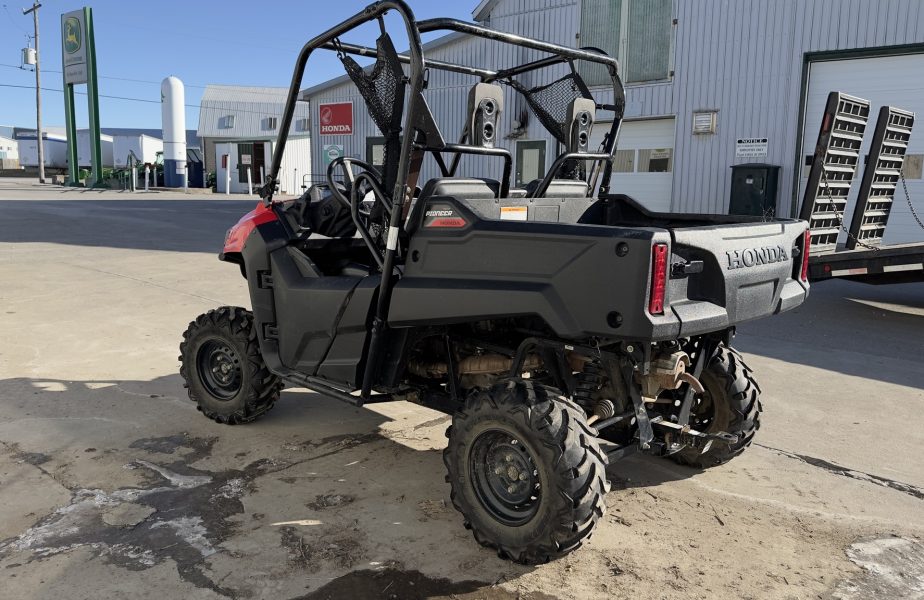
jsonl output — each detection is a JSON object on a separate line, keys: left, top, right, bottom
{"left": 196, "top": 339, "right": 243, "bottom": 400}
{"left": 469, "top": 430, "right": 541, "bottom": 526}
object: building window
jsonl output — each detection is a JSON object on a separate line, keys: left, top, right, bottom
{"left": 637, "top": 148, "right": 673, "bottom": 173}
{"left": 612, "top": 149, "right": 635, "bottom": 173}
{"left": 220, "top": 115, "right": 235, "bottom": 129}
{"left": 262, "top": 117, "right": 278, "bottom": 131}
{"left": 296, "top": 118, "right": 310, "bottom": 132}
{"left": 578, "top": 0, "right": 673, "bottom": 86}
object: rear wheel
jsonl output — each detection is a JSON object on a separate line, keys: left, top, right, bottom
{"left": 444, "top": 379, "right": 610, "bottom": 564}
{"left": 671, "top": 345, "right": 761, "bottom": 468}
{"left": 179, "top": 306, "right": 282, "bottom": 424}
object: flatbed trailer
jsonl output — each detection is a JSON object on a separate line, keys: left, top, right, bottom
{"left": 809, "top": 242, "right": 924, "bottom": 284}
{"left": 801, "top": 92, "right": 924, "bottom": 285}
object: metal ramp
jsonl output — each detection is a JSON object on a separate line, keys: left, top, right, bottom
{"left": 846, "top": 106, "right": 915, "bottom": 249}
{"left": 799, "top": 92, "right": 870, "bottom": 254}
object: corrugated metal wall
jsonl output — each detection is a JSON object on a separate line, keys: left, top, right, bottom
{"left": 307, "top": 0, "right": 924, "bottom": 215}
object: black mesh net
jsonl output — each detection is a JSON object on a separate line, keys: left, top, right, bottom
{"left": 339, "top": 33, "right": 404, "bottom": 139}
{"left": 512, "top": 73, "right": 593, "bottom": 146}
{"left": 338, "top": 33, "right": 406, "bottom": 249}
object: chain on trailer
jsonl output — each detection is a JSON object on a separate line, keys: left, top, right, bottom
{"left": 821, "top": 168, "right": 880, "bottom": 252}
{"left": 900, "top": 169, "right": 924, "bottom": 231}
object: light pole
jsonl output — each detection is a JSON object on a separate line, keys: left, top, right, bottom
{"left": 23, "top": 2, "right": 44, "bottom": 184}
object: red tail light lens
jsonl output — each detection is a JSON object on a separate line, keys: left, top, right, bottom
{"left": 800, "top": 229, "right": 811, "bottom": 282}
{"left": 648, "top": 243, "right": 669, "bottom": 315}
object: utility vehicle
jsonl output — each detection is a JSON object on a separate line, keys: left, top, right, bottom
{"left": 179, "top": 1, "right": 810, "bottom": 564}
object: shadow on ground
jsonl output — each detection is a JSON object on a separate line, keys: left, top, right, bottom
{"left": 735, "top": 279, "right": 924, "bottom": 389}
{"left": 0, "top": 374, "right": 699, "bottom": 599}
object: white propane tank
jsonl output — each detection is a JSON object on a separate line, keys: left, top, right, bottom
{"left": 160, "top": 76, "right": 187, "bottom": 188}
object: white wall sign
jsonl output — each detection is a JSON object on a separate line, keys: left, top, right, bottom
{"left": 61, "top": 10, "right": 88, "bottom": 85}
{"left": 323, "top": 144, "right": 344, "bottom": 165}
{"left": 736, "top": 137, "right": 769, "bottom": 158}
{"left": 241, "top": 154, "right": 252, "bottom": 165}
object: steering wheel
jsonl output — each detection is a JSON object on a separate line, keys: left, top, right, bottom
{"left": 325, "top": 157, "right": 389, "bottom": 224}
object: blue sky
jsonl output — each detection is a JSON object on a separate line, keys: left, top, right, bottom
{"left": 0, "top": 1, "right": 474, "bottom": 130}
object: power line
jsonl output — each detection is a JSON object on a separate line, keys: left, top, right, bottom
{"left": 0, "top": 63, "right": 301, "bottom": 98}
{"left": 0, "top": 82, "right": 311, "bottom": 120}
{"left": 1, "top": 3, "right": 28, "bottom": 35}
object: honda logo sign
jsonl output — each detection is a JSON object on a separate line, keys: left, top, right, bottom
{"left": 318, "top": 102, "right": 353, "bottom": 135}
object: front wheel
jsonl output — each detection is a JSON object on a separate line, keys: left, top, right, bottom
{"left": 671, "top": 344, "right": 762, "bottom": 468}
{"left": 443, "top": 379, "right": 610, "bottom": 564}
{"left": 179, "top": 306, "right": 282, "bottom": 424}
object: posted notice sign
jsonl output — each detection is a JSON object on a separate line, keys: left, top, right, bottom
{"left": 61, "top": 9, "right": 88, "bottom": 85}
{"left": 736, "top": 137, "right": 769, "bottom": 158}
{"left": 319, "top": 102, "right": 353, "bottom": 135}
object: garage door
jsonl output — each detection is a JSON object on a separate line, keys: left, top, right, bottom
{"left": 590, "top": 117, "right": 675, "bottom": 212}
{"left": 802, "top": 53, "right": 924, "bottom": 245}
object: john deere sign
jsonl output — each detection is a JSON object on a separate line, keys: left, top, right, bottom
{"left": 60, "top": 6, "right": 101, "bottom": 186}
{"left": 61, "top": 10, "right": 88, "bottom": 84}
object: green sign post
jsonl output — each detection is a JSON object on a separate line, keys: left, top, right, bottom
{"left": 61, "top": 7, "right": 101, "bottom": 186}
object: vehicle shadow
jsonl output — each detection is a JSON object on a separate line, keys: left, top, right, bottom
{"left": 735, "top": 278, "right": 924, "bottom": 390}
{"left": 0, "top": 198, "right": 256, "bottom": 253}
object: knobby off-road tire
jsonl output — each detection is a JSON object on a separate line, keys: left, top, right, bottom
{"left": 179, "top": 306, "right": 282, "bottom": 424}
{"left": 672, "top": 344, "right": 762, "bottom": 468}
{"left": 444, "top": 379, "right": 610, "bottom": 565}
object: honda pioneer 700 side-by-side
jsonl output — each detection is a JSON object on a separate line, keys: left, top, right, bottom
{"left": 179, "top": 1, "right": 810, "bottom": 564}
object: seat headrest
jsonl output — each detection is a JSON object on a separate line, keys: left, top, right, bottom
{"left": 525, "top": 179, "right": 589, "bottom": 198}
{"left": 419, "top": 178, "right": 500, "bottom": 200}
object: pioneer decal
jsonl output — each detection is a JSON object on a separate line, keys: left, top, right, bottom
{"left": 423, "top": 204, "right": 469, "bottom": 229}
{"left": 726, "top": 245, "right": 789, "bottom": 270}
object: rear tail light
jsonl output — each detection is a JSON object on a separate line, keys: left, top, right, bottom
{"left": 800, "top": 229, "right": 811, "bottom": 282}
{"left": 648, "top": 243, "right": 669, "bottom": 315}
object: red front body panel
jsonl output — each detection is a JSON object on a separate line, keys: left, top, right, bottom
{"left": 223, "top": 203, "right": 278, "bottom": 254}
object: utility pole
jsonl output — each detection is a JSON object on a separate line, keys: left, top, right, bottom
{"left": 23, "top": 2, "right": 44, "bottom": 184}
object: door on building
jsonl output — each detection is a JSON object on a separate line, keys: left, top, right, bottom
{"left": 366, "top": 136, "right": 386, "bottom": 173}
{"left": 589, "top": 118, "right": 675, "bottom": 211}
{"left": 237, "top": 143, "right": 254, "bottom": 185}
{"left": 801, "top": 52, "right": 924, "bottom": 245}
{"left": 515, "top": 140, "right": 546, "bottom": 187}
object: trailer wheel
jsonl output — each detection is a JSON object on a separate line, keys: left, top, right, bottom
{"left": 179, "top": 306, "right": 282, "bottom": 424}
{"left": 443, "top": 379, "right": 610, "bottom": 564}
{"left": 672, "top": 345, "right": 761, "bottom": 468}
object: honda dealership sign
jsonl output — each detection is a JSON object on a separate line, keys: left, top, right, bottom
{"left": 318, "top": 102, "right": 353, "bottom": 135}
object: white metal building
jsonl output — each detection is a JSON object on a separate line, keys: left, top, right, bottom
{"left": 0, "top": 135, "right": 19, "bottom": 160}
{"left": 76, "top": 131, "right": 115, "bottom": 169}
{"left": 16, "top": 131, "right": 69, "bottom": 169}
{"left": 113, "top": 134, "right": 163, "bottom": 168}
{"left": 197, "top": 85, "right": 312, "bottom": 195}
{"left": 302, "top": 0, "right": 924, "bottom": 244}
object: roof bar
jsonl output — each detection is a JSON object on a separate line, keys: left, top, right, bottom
{"left": 320, "top": 41, "right": 498, "bottom": 79}
{"left": 417, "top": 18, "right": 621, "bottom": 70}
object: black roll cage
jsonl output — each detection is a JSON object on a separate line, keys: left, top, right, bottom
{"left": 262, "top": 0, "right": 626, "bottom": 400}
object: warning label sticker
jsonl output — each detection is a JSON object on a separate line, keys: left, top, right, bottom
{"left": 500, "top": 206, "right": 528, "bottom": 221}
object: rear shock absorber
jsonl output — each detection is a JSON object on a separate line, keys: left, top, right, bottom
{"left": 573, "top": 359, "right": 603, "bottom": 411}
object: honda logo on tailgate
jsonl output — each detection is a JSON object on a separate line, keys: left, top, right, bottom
{"left": 726, "top": 245, "right": 789, "bottom": 270}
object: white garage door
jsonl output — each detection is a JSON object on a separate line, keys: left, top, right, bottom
{"left": 802, "top": 53, "right": 924, "bottom": 246}
{"left": 590, "top": 117, "right": 675, "bottom": 212}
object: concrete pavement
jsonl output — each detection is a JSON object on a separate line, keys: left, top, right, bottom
{"left": 0, "top": 179, "right": 922, "bottom": 599}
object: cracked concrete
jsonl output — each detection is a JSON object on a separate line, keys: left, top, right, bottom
{"left": 1, "top": 180, "right": 923, "bottom": 599}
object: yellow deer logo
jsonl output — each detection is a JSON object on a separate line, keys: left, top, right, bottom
{"left": 64, "top": 17, "right": 81, "bottom": 54}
